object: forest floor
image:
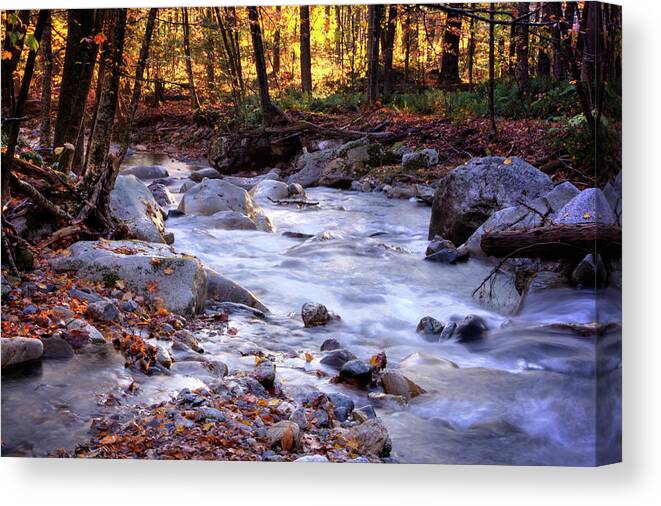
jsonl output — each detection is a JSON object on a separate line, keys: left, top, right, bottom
{"left": 127, "top": 101, "right": 598, "bottom": 188}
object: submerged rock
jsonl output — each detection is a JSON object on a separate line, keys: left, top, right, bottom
{"left": 319, "top": 349, "right": 356, "bottom": 369}
{"left": 429, "top": 157, "right": 554, "bottom": 244}
{"left": 1, "top": 337, "right": 43, "bottom": 368}
{"left": 301, "top": 302, "right": 330, "bottom": 327}
{"left": 454, "top": 314, "right": 489, "bottom": 342}
{"left": 425, "top": 236, "right": 467, "bottom": 263}
{"left": 205, "top": 268, "right": 269, "bottom": 313}
{"left": 41, "top": 337, "right": 75, "bottom": 359}
{"left": 416, "top": 316, "right": 444, "bottom": 338}
{"left": 380, "top": 370, "right": 426, "bottom": 400}
{"left": 320, "top": 338, "right": 341, "bottom": 352}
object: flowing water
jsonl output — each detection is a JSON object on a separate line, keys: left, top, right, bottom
{"left": 1, "top": 154, "right": 622, "bottom": 465}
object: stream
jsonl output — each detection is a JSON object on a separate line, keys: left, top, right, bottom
{"left": 1, "top": 153, "right": 622, "bottom": 465}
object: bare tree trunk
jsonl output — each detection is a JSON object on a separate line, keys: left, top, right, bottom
{"left": 467, "top": 15, "right": 476, "bottom": 90}
{"left": 488, "top": 7, "right": 497, "bottom": 137}
{"left": 247, "top": 6, "right": 276, "bottom": 126}
{"left": 382, "top": 4, "right": 397, "bottom": 101}
{"left": 53, "top": 10, "right": 101, "bottom": 150}
{"left": 300, "top": 6, "right": 312, "bottom": 93}
{"left": 182, "top": 7, "right": 199, "bottom": 110}
{"left": 39, "top": 11, "right": 53, "bottom": 148}
{"left": 366, "top": 4, "right": 383, "bottom": 105}
{"left": 1, "top": 10, "right": 31, "bottom": 119}
{"left": 83, "top": 9, "right": 127, "bottom": 187}
{"left": 118, "top": 7, "right": 158, "bottom": 163}
{"left": 548, "top": 1, "right": 563, "bottom": 79}
{"left": 272, "top": 5, "right": 281, "bottom": 76}
{"left": 439, "top": 3, "right": 462, "bottom": 86}
{"left": 537, "top": 3, "right": 552, "bottom": 77}
{"left": 515, "top": 2, "right": 530, "bottom": 94}
{"left": 2, "top": 11, "right": 48, "bottom": 205}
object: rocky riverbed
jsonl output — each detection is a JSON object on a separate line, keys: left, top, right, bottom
{"left": 1, "top": 148, "right": 622, "bottom": 465}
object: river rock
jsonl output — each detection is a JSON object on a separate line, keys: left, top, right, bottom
{"left": 267, "top": 420, "right": 301, "bottom": 451}
{"left": 572, "top": 253, "right": 607, "bottom": 288}
{"left": 86, "top": 300, "right": 121, "bottom": 322}
{"left": 110, "top": 175, "right": 171, "bottom": 244}
{"left": 288, "top": 183, "right": 305, "bottom": 198}
{"left": 189, "top": 167, "right": 221, "bottom": 182}
{"left": 154, "top": 343, "right": 173, "bottom": 368}
{"left": 148, "top": 182, "right": 176, "bottom": 207}
{"left": 402, "top": 148, "right": 439, "bottom": 170}
{"left": 289, "top": 407, "right": 308, "bottom": 430}
{"left": 41, "top": 337, "right": 75, "bottom": 359}
{"left": 294, "top": 455, "right": 329, "bottom": 462}
{"left": 178, "top": 179, "right": 255, "bottom": 217}
{"left": 429, "top": 157, "right": 554, "bottom": 244}
{"left": 353, "top": 405, "right": 377, "bottom": 423}
{"left": 205, "top": 267, "right": 269, "bottom": 313}
{"left": 343, "top": 418, "right": 392, "bottom": 457}
{"left": 454, "top": 314, "right": 489, "bottom": 342}
{"left": 416, "top": 316, "right": 444, "bottom": 338}
{"left": 254, "top": 360, "right": 276, "bottom": 387}
{"left": 319, "top": 349, "right": 356, "bottom": 369}
{"left": 250, "top": 179, "right": 290, "bottom": 202}
{"left": 438, "top": 322, "right": 457, "bottom": 341}
{"left": 340, "top": 359, "right": 372, "bottom": 386}
{"left": 253, "top": 208, "right": 276, "bottom": 233}
{"left": 288, "top": 148, "right": 338, "bottom": 188}
{"left": 380, "top": 370, "right": 426, "bottom": 400}
{"left": 327, "top": 392, "right": 355, "bottom": 422}
{"left": 51, "top": 240, "right": 208, "bottom": 316}
{"left": 121, "top": 165, "right": 169, "bottom": 180}
{"left": 386, "top": 183, "right": 418, "bottom": 200}
{"left": 553, "top": 187, "right": 617, "bottom": 225}
{"left": 173, "top": 329, "right": 204, "bottom": 353}
{"left": 367, "top": 392, "right": 408, "bottom": 409}
{"left": 178, "top": 180, "right": 198, "bottom": 193}
{"left": 425, "top": 236, "right": 467, "bottom": 263}
{"left": 345, "top": 143, "right": 385, "bottom": 171}
{"left": 1, "top": 337, "right": 43, "bottom": 368}
{"left": 320, "top": 338, "right": 341, "bottom": 352}
{"left": 66, "top": 318, "right": 105, "bottom": 344}
{"left": 301, "top": 302, "right": 330, "bottom": 327}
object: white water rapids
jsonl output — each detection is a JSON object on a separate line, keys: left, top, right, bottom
{"left": 1, "top": 153, "right": 622, "bottom": 465}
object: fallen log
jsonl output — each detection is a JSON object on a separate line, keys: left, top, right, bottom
{"left": 480, "top": 223, "right": 622, "bottom": 260}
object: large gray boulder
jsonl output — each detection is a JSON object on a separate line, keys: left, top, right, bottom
{"left": 462, "top": 182, "right": 579, "bottom": 258}
{"left": 174, "top": 211, "right": 258, "bottom": 231}
{"left": 428, "top": 157, "right": 554, "bottom": 244}
{"left": 50, "top": 240, "right": 208, "bottom": 316}
{"left": 121, "top": 165, "right": 169, "bottom": 180}
{"left": 553, "top": 188, "right": 617, "bottom": 226}
{"left": 1, "top": 337, "right": 43, "bottom": 368}
{"left": 178, "top": 179, "right": 255, "bottom": 217}
{"left": 110, "top": 175, "right": 171, "bottom": 244}
{"left": 287, "top": 148, "right": 337, "bottom": 188}
{"left": 205, "top": 267, "right": 269, "bottom": 313}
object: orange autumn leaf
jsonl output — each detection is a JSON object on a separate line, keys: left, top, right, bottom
{"left": 93, "top": 32, "right": 106, "bottom": 45}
